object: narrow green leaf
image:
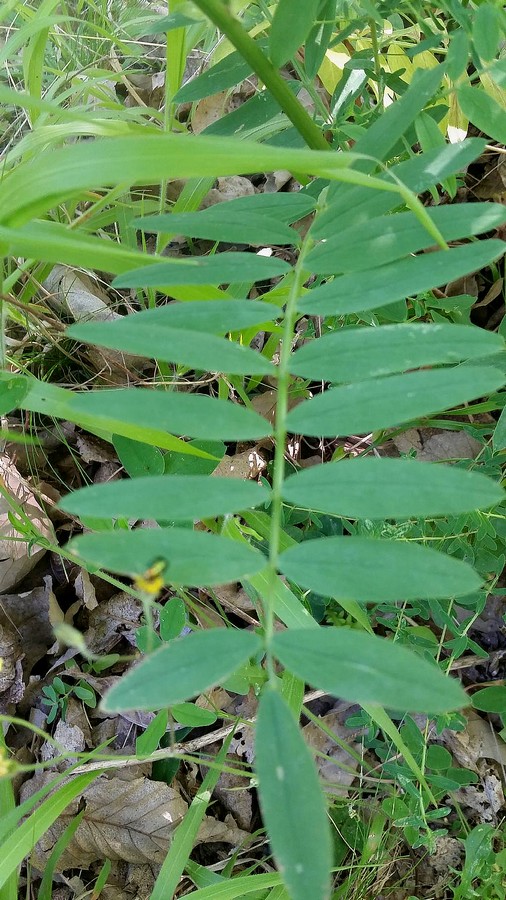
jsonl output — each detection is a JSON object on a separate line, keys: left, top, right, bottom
{"left": 255, "top": 690, "right": 331, "bottom": 900}
{"left": 493, "top": 405, "right": 506, "bottom": 451}
{"left": 60, "top": 475, "right": 270, "bottom": 521}
{"left": 313, "top": 140, "right": 486, "bottom": 236}
{"left": 0, "top": 374, "right": 217, "bottom": 457}
{"left": 69, "top": 389, "right": 272, "bottom": 441}
{"left": 113, "top": 435, "right": 165, "bottom": 477}
{"left": 151, "top": 733, "right": 235, "bottom": 900}
{"left": 471, "top": 686, "right": 506, "bottom": 713}
{"left": 113, "top": 253, "right": 290, "bottom": 289}
{"left": 76, "top": 299, "right": 276, "bottom": 335}
{"left": 0, "top": 376, "right": 29, "bottom": 415}
{"left": 133, "top": 210, "right": 298, "bottom": 245}
{"left": 101, "top": 629, "right": 262, "bottom": 711}
{"left": 0, "top": 132, "right": 357, "bottom": 227}
{"left": 305, "top": 203, "right": 506, "bottom": 274}
{"left": 279, "top": 536, "right": 482, "bottom": 602}
{"left": 270, "top": 0, "right": 321, "bottom": 66}
{"left": 458, "top": 86, "right": 506, "bottom": 145}
{"left": 298, "top": 240, "right": 506, "bottom": 316}
{"left": 171, "top": 703, "right": 217, "bottom": 726}
{"left": 286, "top": 367, "right": 505, "bottom": 437}
{"left": 174, "top": 48, "right": 254, "bottom": 102}
{"left": 282, "top": 458, "right": 503, "bottom": 519}
{"left": 0, "top": 773, "right": 98, "bottom": 891}
{"left": 69, "top": 527, "right": 266, "bottom": 586}
{"left": 272, "top": 628, "right": 467, "bottom": 714}
{"left": 290, "top": 323, "right": 504, "bottom": 382}
{"left": 179, "top": 874, "right": 282, "bottom": 898}
{"left": 141, "top": 192, "right": 316, "bottom": 225}
{"left": 68, "top": 320, "right": 275, "bottom": 376}
{"left": 472, "top": 4, "right": 500, "bottom": 63}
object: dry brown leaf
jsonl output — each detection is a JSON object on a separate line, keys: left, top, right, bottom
{"left": 303, "top": 705, "right": 362, "bottom": 797}
{"left": 441, "top": 708, "right": 506, "bottom": 770}
{"left": 0, "top": 578, "right": 60, "bottom": 675}
{"left": 84, "top": 591, "right": 143, "bottom": 655}
{"left": 212, "top": 769, "right": 253, "bottom": 830}
{"left": 0, "top": 454, "right": 55, "bottom": 591}
{"left": 21, "top": 774, "right": 188, "bottom": 871}
{"left": 192, "top": 91, "right": 229, "bottom": 133}
{"left": 212, "top": 447, "right": 267, "bottom": 480}
{"left": 74, "top": 568, "right": 99, "bottom": 611}
{"left": 0, "top": 623, "right": 24, "bottom": 712}
{"left": 202, "top": 175, "right": 255, "bottom": 207}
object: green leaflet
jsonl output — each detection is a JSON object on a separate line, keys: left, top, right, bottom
{"left": 286, "top": 366, "right": 505, "bottom": 437}
{"left": 112, "top": 252, "right": 291, "bottom": 288}
{"left": 255, "top": 690, "right": 331, "bottom": 900}
{"left": 60, "top": 475, "right": 270, "bottom": 521}
{"left": 298, "top": 240, "right": 506, "bottom": 316}
{"left": 68, "top": 388, "right": 272, "bottom": 442}
{"left": 281, "top": 457, "right": 503, "bottom": 519}
{"left": 101, "top": 629, "right": 262, "bottom": 711}
{"left": 272, "top": 629, "right": 467, "bottom": 714}
{"left": 289, "top": 323, "right": 504, "bottom": 382}
{"left": 68, "top": 320, "right": 275, "bottom": 376}
{"left": 69, "top": 526, "right": 266, "bottom": 586}
{"left": 305, "top": 203, "right": 506, "bottom": 274}
{"left": 269, "top": 0, "right": 321, "bottom": 67}
{"left": 278, "top": 536, "right": 482, "bottom": 603}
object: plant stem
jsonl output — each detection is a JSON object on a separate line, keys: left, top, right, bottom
{"left": 191, "top": 0, "right": 330, "bottom": 150}
{"left": 263, "top": 235, "right": 313, "bottom": 668}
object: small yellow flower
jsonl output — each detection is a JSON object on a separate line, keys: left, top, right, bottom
{"left": 133, "top": 559, "right": 167, "bottom": 596}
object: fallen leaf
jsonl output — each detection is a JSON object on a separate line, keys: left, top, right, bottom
{"left": 303, "top": 705, "right": 363, "bottom": 797}
{"left": 212, "top": 446, "right": 267, "bottom": 480}
{"left": 21, "top": 773, "right": 188, "bottom": 870}
{"left": 0, "top": 454, "right": 55, "bottom": 591}
{"left": 0, "top": 579, "right": 57, "bottom": 674}
{"left": 0, "top": 622, "right": 24, "bottom": 713}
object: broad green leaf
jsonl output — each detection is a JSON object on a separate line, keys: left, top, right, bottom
{"left": 113, "top": 435, "right": 165, "bottom": 477}
{"left": 458, "top": 86, "right": 506, "bottom": 145}
{"left": 446, "top": 29, "right": 470, "bottom": 81}
{"left": 0, "top": 220, "right": 171, "bottom": 275}
{"left": 255, "top": 690, "right": 331, "bottom": 900}
{"left": 112, "top": 253, "right": 291, "bottom": 289}
{"left": 305, "top": 203, "right": 506, "bottom": 274}
{"left": 69, "top": 389, "right": 272, "bottom": 441}
{"left": 279, "top": 536, "right": 482, "bottom": 602}
{"left": 270, "top": 0, "right": 321, "bottom": 67}
{"left": 60, "top": 475, "right": 270, "bottom": 520}
{"left": 0, "top": 373, "right": 216, "bottom": 457}
{"left": 0, "top": 773, "right": 98, "bottom": 892}
{"left": 286, "top": 367, "right": 505, "bottom": 438}
{"left": 471, "top": 686, "right": 506, "bottom": 713}
{"left": 305, "top": 0, "right": 338, "bottom": 77}
{"left": 313, "top": 140, "right": 486, "bottom": 237}
{"left": 493, "top": 405, "right": 506, "bottom": 451}
{"left": 133, "top": 210, "right": 298, "bottom": 245}
{"left": 75, "top": 300, "right": 276, "bottom": 335}
{"left": 67, "top": 320, "right": 275, "bottom": 376}
{"left": 141, "top": 192, "right": 316, "bottom": 225}
{"left": 69, "top": 527, "right": 266, "bottom": 586}
{"left": 246, "top": 569, "right": 320, "bottom": 631}
{"left": 101, "top": 629, "right": 262, "bottom": 711}
{"left": 174, "top": 48, "right": 254, "bottom": 102}
{"left": 472, "top": 4, "right": 500, "bottom": 63}
{"left": 290, "top": 323, "right": 504, "bottom": 382}
{"left": 298, "top": 240, "right": 506, "bottom": 316}
{"left": 328, "top": 66, "right": 442, "bottom": 182}
{"left": 0, "top": 133, "right": 357, "bottom": 227}
{"left": 282, "top": 458, "right": 503, "bottom": 519}
{"left": 272, "top": 629, "right": 467, "bottom": 714}
{"left": 171, "top": 703, "right": 217, "bottom": 726}
{"left": 165, "top": 439, "right": 225, "bottom": 475}
{"left": 0, "top": 376, "right": 29, "bottom": 414}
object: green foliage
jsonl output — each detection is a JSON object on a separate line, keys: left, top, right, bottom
{"left": 2, "top": 0, "right": 506, "bottom": 896}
